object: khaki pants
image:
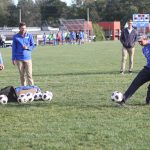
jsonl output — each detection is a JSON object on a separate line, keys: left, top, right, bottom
{"left": 120, "top": 47, "right": 135, "bottom": 72}
{"left": 16, "top": 60, "right": 34, "bottom": 86}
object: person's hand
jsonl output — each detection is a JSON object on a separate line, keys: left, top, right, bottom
{"left": 12, "top": 60, "right": 16, "bottom": 65}
{"left": 23, "top": 45, "right": 28, "bottom": 50}
{"left": 0, "top": 64, "right": 4, "bottom": 71}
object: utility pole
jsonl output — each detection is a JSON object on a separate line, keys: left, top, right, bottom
{"left": 19, "top": 8, "right": 21, "bottom": 23}
{"left": 87, "top": 8, "right": 90, "bottom": 40}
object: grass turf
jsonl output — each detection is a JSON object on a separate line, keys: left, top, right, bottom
{"left": 0, "top": 41, "right": 150, "bottom": 150}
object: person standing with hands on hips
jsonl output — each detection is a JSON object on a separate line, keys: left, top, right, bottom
{"left": 120, "top": 19, "right": 138, "bottom": 74}
{"left": 12, "top": 22, "right": 35, "bottom": 86}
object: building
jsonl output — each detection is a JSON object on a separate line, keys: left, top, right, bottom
{"left": 97, "top": 21, "right": 121, "bottom": 40}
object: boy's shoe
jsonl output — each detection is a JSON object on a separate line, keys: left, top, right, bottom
{"left": 120, "top": 71, "right": 124, "bottom": 75}
{"left": 146, "top": 101, "right": 150, "bottom": 105}
{"left": 116, "top": 99, "right": 125, "bottom": 105}
{"left": 129, "top": 71, "right": 132, "bottom": 74}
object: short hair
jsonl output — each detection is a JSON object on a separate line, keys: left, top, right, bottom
{"left": 127, "top": 19, "right": 133, "bottom": 24}
{"left": 19, "top": 22, "right": 26, "bottom": 28}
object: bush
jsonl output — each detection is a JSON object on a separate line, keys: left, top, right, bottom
{"left": 92, "top": 23, "right": 105, "bottom": 41}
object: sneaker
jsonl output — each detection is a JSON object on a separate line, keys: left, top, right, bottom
{"left": 116, "top": 99, "right": 125, "bottom": 105}
{"left": 120, "top": 71, "right": 124, "bottom": 75}
{"left": 146, "top": 101, "right": 150, "bottom": 105}
{"left": 129, "top": 71, "right": 132, "bottom": 74}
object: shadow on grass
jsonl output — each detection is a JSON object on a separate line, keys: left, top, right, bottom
{"left": 33, "top": 71, "right": 120, "bottom": 76}
{"left": 6, "top": 101, "right": 52, "bottom": 108}
{"left": 33, "top": 70, "right": 140, "bottom": 77}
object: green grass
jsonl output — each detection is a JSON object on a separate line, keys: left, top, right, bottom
{"left": 0, "top": 41, "right": 150, "bottom": 150}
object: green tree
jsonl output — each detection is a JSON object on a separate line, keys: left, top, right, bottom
{"left": 93, "top": 23, "right": 105, "bottom": 41}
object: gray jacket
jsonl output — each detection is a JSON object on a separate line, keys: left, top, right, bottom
{"left": 120, "top": 28, "right": 138, "bottom": 48}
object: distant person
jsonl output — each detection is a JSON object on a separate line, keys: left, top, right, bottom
{"left": 79, "top": 30, "right": 84, "bottom": 44}
{"left": 120, "top": 19, "right": 138, "bottom": 74}
{"left": 113, "top": 35, "right": 150, "bottom": 105}
{"left": 12, "top": 22, "right": 35, "bottom": 86}
{"left": 42, "top": 32, "right": 46, "bottom": 45}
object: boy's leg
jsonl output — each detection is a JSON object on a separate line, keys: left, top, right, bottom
{"left": 146, "top": 84, "right": 150, "bottom": 104}
{"left": 123, "top": 67, "right": 150, "bottom": 102}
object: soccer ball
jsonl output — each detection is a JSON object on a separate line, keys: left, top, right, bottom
{"left": 0, "top": 95, "right": 8, "bottom": 104}
{"left": 26, "top": 92, "right": 34, "bottom": 102}
{"left": 34, "top": 92, "right": 42, "bottom": 100}
{"left": 42, "top": 91, "right": 53, "bottom": 101}
{"left": 111, "top": 91, "right": 123, "bottom": 102}
{"left": 17, "top": 94, "right": 28, "bottom": 103}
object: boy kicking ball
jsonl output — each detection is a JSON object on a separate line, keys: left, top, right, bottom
{"left": 112, "top": 35, "right": 150, "bottom": 105}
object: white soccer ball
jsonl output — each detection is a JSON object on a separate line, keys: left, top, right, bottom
{"left": 17, "top": 94, "right": 28, "bottom": 103}
{"left": 34, "top": 92, "right": 42, "bottom": 100}
{"left": 42, "top": 91, "right": 53, "bottom": 101}
{"left": 0, "top": 95, "right": 8, "bottom": 105}
{"left": 26, "top": 92, "right": 34, "bottom": 102}
{"left": 111, "top": 91, "right": 123, "bottom": 102}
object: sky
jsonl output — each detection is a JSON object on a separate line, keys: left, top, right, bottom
{"left": 13, "top": 0, "right": 72, "bottom": 6}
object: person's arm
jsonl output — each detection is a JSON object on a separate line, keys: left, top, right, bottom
{"left": 0, "top": 52, "right": 4, "bottom": 70}
{"left": 27, "top": 34, "right": 35, "bottom": 51}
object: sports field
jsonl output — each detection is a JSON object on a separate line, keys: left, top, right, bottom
{"left": 0, "top": 41, "right": 150, "bottom": 150}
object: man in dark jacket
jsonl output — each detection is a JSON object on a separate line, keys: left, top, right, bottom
{"left": 120, "top": 19, "right": 138, "bottom": 74}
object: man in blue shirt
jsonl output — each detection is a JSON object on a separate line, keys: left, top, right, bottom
{"left": 12, "top": 22, "right": 35, "bottom": 86}
{"left": 115, "top": 35, "right": 150, "bottom": 105}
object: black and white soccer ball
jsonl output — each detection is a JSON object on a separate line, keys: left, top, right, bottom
{"left": 42, "top": 91, "right": 53, "bottom": 101}
{"left": 34, "top": 92, "right": 42, "bottom": 100}
{"left": 0, "top": 95, "right": 8, "bottom": 105}
{"left": 111, "top": 91, "right": 123, "bottom": 102}
{"left": 17, "top": 94, "right": 28, "bottom": 103}
{"left": 26, "top": 92, "right": 34, "bottom": 102}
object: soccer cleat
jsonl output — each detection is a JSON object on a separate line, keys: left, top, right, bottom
{"left": 115, "top": 99, "right": 125, "bottom": 105}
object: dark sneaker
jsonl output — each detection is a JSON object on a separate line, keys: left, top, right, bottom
{"left": 146, "top": 101, "right": 150, "bottom": 105}
{"left": 116, "top": 99, "right": 125, "bottom": 105}
{"left": 129, "top": 71, "right": 132, "bottom": 74}
{"left": 120, "top": 71, "right": 124, "bottom": 75}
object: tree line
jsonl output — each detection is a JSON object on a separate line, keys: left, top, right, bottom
{"left": 0, "top": 0, "right": 150, "bottom": 28}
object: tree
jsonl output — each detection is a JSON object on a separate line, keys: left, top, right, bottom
{"left": 17, "top": 0, "right": 41, "bottom": 26}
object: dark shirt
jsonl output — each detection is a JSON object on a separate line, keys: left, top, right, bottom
{"left": 120, "top": 28, "right": 137, "bottom": 48}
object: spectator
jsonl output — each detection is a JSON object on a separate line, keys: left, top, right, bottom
{"left": 42, "top": 32, "right": 46, "bottom": 45}
{"left": 120, "top": 19, "right": 138, "bottom": 74}
{"left": 12, "top": 22, "right": 35, "bottom": 86}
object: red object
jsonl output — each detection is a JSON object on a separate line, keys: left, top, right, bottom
{"left": 97, "top": 21, "right": 120, "bottom": 40}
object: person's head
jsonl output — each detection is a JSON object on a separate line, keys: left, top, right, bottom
{"left": 138, "top": 35, "right": 148, "bottom": 46}
{"left": 127, "top": 19, "right": 133, "bottom": 29}
{"left": 19, "top": 22, "right": 27, "bottom": 35}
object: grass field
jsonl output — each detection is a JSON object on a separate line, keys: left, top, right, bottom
{"left": 0, "top": 41, "right": 150, "bottom": 150}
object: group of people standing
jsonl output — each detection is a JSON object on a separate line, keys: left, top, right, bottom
{"left": 43, "top": 30, "right": 85, "bottom": 46}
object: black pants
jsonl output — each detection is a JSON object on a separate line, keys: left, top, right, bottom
{"left": 124, "top": 66, "right": 150, "bottom": 103}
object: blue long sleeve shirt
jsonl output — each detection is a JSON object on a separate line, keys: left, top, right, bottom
{"left": 142, "top": 43, "right": 150, "bottom": 68}
{"left": 12, "top": 32, "right": 35, "bottom": 61}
